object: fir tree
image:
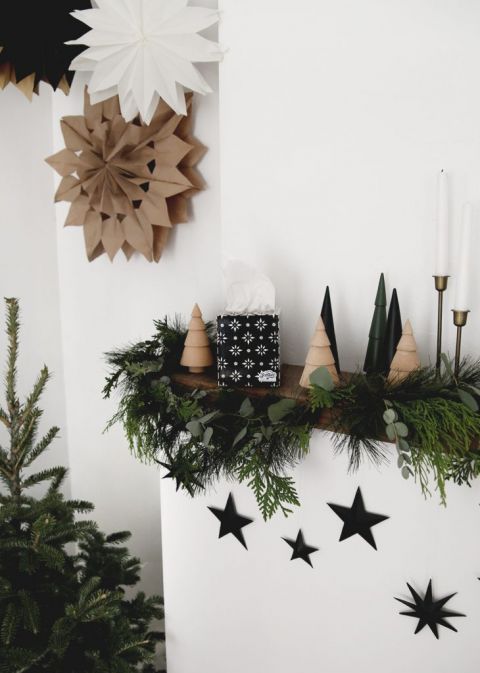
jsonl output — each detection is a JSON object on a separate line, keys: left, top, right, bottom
{"left": 364, "top": 273, "right": 387, "bottom": 375}
{"left": 0, "top": 298, "right": 165, "bottom": 673}
{"left": 321, "top": 286, "right": 340, "bottom": 373}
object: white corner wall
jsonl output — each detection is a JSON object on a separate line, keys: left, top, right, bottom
{"left": 219, "top": 0, "right": 480, "bottom": 370}
{"left": 50, "top": 0, "right": 222, "bottom": 599}
{"left": 159, "top": 2, "right": 480, "bottom": 672}
{"left": 2, "top": 2, "right": 480, "bottom": 671}
{"left": 0, "top": 85, "right": 68, "bottom": 483}
{"left": 160, "top": 439, "right": 480, "bottom": 673}
{"left": 0, "top": 0, "right": 221, "bottom": 627}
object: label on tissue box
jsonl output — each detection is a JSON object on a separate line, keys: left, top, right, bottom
{"left": 217, "top": 314, "right": 280, "bottom": 388}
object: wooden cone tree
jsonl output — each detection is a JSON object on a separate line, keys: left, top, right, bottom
{"left": 388, "top": 320, "right": 420, "bottom": 383}
{"left": 180, "top": 304, "right": 214, "bottom": 373}
{"left": 364, "top": 273, "right": 387, "bottom": 374}
{"left": 300, "top": 316, "right": 339, "bottom": 388}
{"left": 321, "top": 286, "right": 340, "bottom": 373}
{"left": 384, "top": 288, "right": 402, "bottom": 369}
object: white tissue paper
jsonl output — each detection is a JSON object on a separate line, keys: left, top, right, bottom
{"left": 223, "top": 259, "right": 276, "bottom": 314}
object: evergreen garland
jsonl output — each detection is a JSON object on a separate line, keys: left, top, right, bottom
{"left": 0, "top": 299, "right": 165, "bottom": 673}
{"left": 105, "top": 316, "right": 480, "bottom": 520}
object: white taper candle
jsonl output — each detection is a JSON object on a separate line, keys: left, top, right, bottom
{"left": 454, "top": 203, "right": 473, "bottom": 311}
{"left": 434, "top": 170, "right": 449, "bottom": 276}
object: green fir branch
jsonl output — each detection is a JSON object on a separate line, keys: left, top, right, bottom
{"left": 0, "top": 299, "right": 165, "bottom": 672}
{"left": 104, "top": 312, "right": 480, "bottom": 518}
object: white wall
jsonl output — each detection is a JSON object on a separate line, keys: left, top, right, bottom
{"left": 161, "top": 438, "right": 480, "bottom": 673}
{"left": 0, "top": 3, "right": 222, "bottom": 668}
{"left": 2, "top": 1, "right": 480, "bottom": 671}
{"left": 0, "top": 85, "right": 68, "bottom": 484}
{"left": 219, "top": 0, "right": 480, "bottom": 370}
{"left": 50, "top": 0, "right": 221, "bottom": 605}
{"left": 0, "top": 3, "right": 221, "bottom": 668}
{"left": 160, "top": 2, "right": 480, "bottom": 672}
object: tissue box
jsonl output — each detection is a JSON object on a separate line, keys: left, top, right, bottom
{"left": 217, "top": 314, "right": 280, "bottom": 388}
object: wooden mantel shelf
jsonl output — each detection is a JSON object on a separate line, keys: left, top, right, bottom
{"left": 171, "top": 364, "right": 339, "bottom": 433}
{"left": 172, "top": 364, "right": 306, "bottom": 400}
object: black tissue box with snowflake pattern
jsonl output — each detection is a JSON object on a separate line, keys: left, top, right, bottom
{"left": 216, "top": 314, "right": 280, "bottom": 388}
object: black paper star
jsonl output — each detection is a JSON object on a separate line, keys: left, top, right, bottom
{"left": 0, "top": 1, "right": 90, "bottom": 94}
{"left": 157, "top": 459, "right": 204, "bottom": 496}
{"left": 395, "top": 580, "right": 465, "bottom": 639}
{"left": 282, "top": 530, "right": 319, "bottom": 567}
{"left": 208, "top": 493, "right": 253, "bottom": 549}
{"left": 327, "top": 487, "right": 389, "bottom": 550}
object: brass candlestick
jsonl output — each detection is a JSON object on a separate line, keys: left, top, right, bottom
{"left": 433, "top": 275, "right": 449, "bottom": 374}
{"left": 452, "top": 309, "right": 469, "bottom": 377}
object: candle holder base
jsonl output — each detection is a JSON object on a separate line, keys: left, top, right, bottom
{"left": 433, "top": 276, "right": 449, "bottom": 374}
{"left": 434, "top": 275, "right": 449, "bottom": 292}
{"left": 452, "top": 309, "right": 469, "bottom": 377}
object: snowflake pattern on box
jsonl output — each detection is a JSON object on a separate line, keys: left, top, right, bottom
{"left": 217, "top": 314, "right": 280, "bottom": 388}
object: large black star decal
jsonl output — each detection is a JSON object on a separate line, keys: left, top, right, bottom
{"left": 327, "top": 487, "right": 389, "bottom": 550}
{"left": 208, "top": 493, "right": 253, "bottom": 549}
{"left": 395, "top": 580, "right": 465, "bottom": 639}
{"left": 282, "top": 530, "right": 319, "bottom": 568}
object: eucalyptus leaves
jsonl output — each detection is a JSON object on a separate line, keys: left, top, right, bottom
{"left": 104, "top": 317, "right": 480, "bottom": 519}
{"left": 383, "top": 405, "right": 413, "bottom": 480}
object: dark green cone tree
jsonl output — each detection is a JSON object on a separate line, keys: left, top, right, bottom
{"left": 363, "top": 273, "right": 387, "bottom": 374}
{"left": 321, "top": 286, "right": 340, "bottom": 373}
{"left": 0, "top": 298, "right": 165, "bottom": 673}
{"left": 384, "top": 288, "right": 402, "bottom": 370}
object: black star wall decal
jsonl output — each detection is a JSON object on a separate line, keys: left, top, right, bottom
{"left": 395, "top": 580, "right": 465, "bottom": 639}
{"left": 327, "top": 487, "right": 389, "bottom": 550}
{"left": 208, "top": 493, "right": 253, "bottom": 549}
{"left": 282, "top": 530, "right": 319, "bottom": 567}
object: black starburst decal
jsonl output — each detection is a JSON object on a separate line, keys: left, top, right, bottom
{"left": 0, "top": 1, "right": 91, "bottom": 93}
{"left": 395, "top": 580, "right": 465, "bottom": 639}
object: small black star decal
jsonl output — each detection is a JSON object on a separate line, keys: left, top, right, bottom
{"left": 282, "top": 530, "right": 319, "bottom": 567}
{"left": 327, "top": 487, "right": 389, "bottom": 550}
{"left": 208, "top": 493, "right": 253, "bottom": 549}
{"left": 395, "top": 580, "right": 465, "bottom": 639}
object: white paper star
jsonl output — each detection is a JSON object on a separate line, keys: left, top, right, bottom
{"left": 68, "top": 0, "right": 223, "bottom": 124}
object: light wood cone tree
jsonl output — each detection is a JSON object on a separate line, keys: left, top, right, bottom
{"left": 300, "top": 316, "right": 339, "bottom": 388}
{"left": 180, "top": 304, "right": 214, "bottom": 374}
{"left": 388, "top": 319, "right": 420, "bottom": 383}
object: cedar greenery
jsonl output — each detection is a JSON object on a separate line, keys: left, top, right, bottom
{"left": 105, "top": 316, "right": 480, "bottom": 520}
{"left": 104, "top": 318, "right": 316, "bottom": 520}
{"left": 0, "top": 298, "right": 165, "bottom": 673}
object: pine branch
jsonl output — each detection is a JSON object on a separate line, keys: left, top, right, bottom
{"left": 23, "top": 427, "right": 60, "bottom": 468}
{"left": 63, "top": 499, "right": 95, "bottom": 514}
{"left": 18, "top": 591, "right": 40, "bottom": 635}
{"left": 106, "top": 531, "right": 132, "bottom": 544}
{"left": 0, "top": 406, "right": 10, "bottom": 428}
{"left": 21, "top": 466, "right": 67, "bottom": 491}
{"left": 20, "top": 366, "right": 49, "bottom": 424}
{"left": 1, "top": 603, "right": 19, "bottom": 646}
{"left": 5, "top": 298, "right": 20, "bottom": 419}
{"left": 1, "top": 646, "right": 40, "bottom": 672}
{"left": 14, "top": 409, "right": 41, "bottom": 471}
{"left": 0, "top": 299, "right": 165, "bottom": 670}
